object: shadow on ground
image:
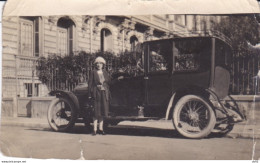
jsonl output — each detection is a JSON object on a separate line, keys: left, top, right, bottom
{"left": 25, "top": 124, "right": 221, "bottom": 139}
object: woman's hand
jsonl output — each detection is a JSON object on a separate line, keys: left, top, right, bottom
{"left": 117, "top": 76, "right": 124, "bottom": 80}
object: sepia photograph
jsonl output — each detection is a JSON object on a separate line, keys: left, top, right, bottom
{"left": 1, "top": 0, "right": 260, "bottom": 161}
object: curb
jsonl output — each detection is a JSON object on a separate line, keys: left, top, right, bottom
{"left": 1, "top": 121, "right": 50, "bottom": 128}
{"left": 227, "top": 132, "right": 260, "bottom": 139}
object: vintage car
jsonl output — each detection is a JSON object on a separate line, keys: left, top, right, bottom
{"left": 47, "top": 36, "right": 244, "bottom": 139}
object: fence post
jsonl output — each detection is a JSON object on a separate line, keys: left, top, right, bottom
{"left": 242, "top": 58, "right": 245, "bottom": 94}
{"left": 253, "top": 58, "right": 255, "bottom": 92}
{"left": 51, "top": 64, "right": 54, "bottom": 91}
{"left": 237, "top": 57, "right": 240, "bottom": 94}
{"left": 255, "top": 76, "right": 258, "bottom": 95}
{"left": 232, "top": 53, "right": 235, "bottom": 94}
{"left": 247, "top": 58, "right": 250, "bottom": 94}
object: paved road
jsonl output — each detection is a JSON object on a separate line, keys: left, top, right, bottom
{"left": 0, "top": 125, "right": 259, "bottom": 160}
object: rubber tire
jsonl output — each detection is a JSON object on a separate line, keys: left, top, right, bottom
{"left": 173, "top": 95, "right": 216, "bottom": 139}
{"left": 47, "top": 97, "right": 77, "bottom": 132}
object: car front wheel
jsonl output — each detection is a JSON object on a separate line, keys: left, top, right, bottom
{"left": 173, "top": 95, "right": 216, "bottom": 139}
{"left": 47, "top": 97, "right": 77, "bottom": 132}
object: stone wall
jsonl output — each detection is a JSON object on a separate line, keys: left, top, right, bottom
{"left": 1, "top": 98, "right": 14, "bottom": 117}
{"left": 31, "top": 97, "right": 56, "bottom": 118}
{"left": 2, "top": 97, "right": 55, "bottom": 119}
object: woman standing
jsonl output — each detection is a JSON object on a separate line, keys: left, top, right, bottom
{"left": 88, "top": 56, "right": 110, "bottom": 135}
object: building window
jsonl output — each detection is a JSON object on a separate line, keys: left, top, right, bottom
{"left": 101, "top": 28, "right": 113, "bottom": 52}
{"left": 57, "top": 27, "right": 68, "bottom": 55}
{"left": 174, "top": 15, "right": 185, "bottom": 26}
{"left": 57, "top": 17, "right": 75, "bottom": 56}
{"left": 130, "top": 35, "right": 138, "bottom": 52}
{"left": 20, "top": 17, "right": 41, "bottom": 57}
{"left": 24, "top": 83, "right": 39, "bottom": 97}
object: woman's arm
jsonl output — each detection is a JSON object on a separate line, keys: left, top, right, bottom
{"left": 103, "top": 70, "right": 111, "bottom": 84}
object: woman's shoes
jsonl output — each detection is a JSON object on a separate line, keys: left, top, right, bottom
{"left": 92, "top": 130, "right": 106, "bottom": 135}
{"left": 100, "top": 130, "right": 106, "bottom": 135}
{"left": 97, "top": 130, "right": 106, "bottom": 135}
{"left": 92, "top": 131, "right": 97, "bottom": 136}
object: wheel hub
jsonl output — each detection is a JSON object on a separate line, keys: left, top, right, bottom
{"left": 188, "top": 111, "right": 199, "bottom": 121}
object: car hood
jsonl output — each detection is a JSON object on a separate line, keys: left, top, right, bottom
{"left": 73, "top": 82, "right": 88, "bottom": 95}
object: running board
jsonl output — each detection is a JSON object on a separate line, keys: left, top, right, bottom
{"left": 76, "top": 117, "right": 161, "bottom": 123}
{"left": 105, "top": 116, "right": 161, "bottom": 121}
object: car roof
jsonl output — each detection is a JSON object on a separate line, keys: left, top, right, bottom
{"left": 143, "top": 35, "right": 232, "bottom": 49}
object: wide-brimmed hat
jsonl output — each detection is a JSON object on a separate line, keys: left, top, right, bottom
{"left": 94, "top": 56, "right": 106, "bottom": 65}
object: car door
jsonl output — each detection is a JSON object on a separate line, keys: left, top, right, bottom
{"left": 144, "top": 40, "right": 173, "bottom": 117}
{"left": 109, "top": 57, "right": 145, "bottom": 117}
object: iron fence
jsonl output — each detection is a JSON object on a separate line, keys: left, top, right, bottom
{"left": 5, "top": 50, "right": 259, "bottom": 98}
{"left": 42, "top": 55, "right": 130, "bottom": 92}
{"left": 230, "top": 54, "right": 260, "bottom": 95}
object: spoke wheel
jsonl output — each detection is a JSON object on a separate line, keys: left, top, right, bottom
{"left": 173, "top": 95, "right": 216, "bottom": 139}
{"left": 47, "top": 98, "right": 77, "bottom": 132}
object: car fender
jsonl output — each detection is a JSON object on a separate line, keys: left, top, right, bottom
{"left": 165, "top": 86, "right": 211, "bottom": 120}
{"left": 49, "top": 90, "right": 80, "bottom": 111}
{"left": 165, "top": 93, "right": 176, "bottom": 120}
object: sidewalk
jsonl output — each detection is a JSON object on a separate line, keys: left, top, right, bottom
{"left": 0, "top": 117, "right": 49, "bottom": 128}
{"left": 1, "top": 117, "right": 259, "bottom": 139}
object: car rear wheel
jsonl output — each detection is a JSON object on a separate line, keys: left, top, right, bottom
{"left": 47, "top": 97, "right": 77, "bottom": 132}
{"left": 173, "top": 95, "right": 216, "bottom": 139}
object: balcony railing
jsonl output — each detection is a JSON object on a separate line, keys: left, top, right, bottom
{"left": 16, "top": 55, "right": 38, "bottom": 78}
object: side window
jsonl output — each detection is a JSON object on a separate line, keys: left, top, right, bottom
{"left": 149, "top": 41, "right": 172, "bottom": 73}
{"left": 174, "top": 47, "right": 200, "bottom": 72}
{"left": 150, "top": 50, "right": 168, "bottom": 72}
{"left": 136, "top": 50, "right": 144, "bottom": 75}
{"left": 215, "top": 40, "right": 232, "bottom": 69}
{"left": 173, "top": 39, "right": 211, "bottom": 72}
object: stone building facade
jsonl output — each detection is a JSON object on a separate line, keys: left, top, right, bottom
{"left": 2, "top": 15, "right": 219, "bottom": 99}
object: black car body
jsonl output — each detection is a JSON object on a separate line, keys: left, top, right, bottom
{"left": 48, "top": 36, "right": 244, "bottom": 138}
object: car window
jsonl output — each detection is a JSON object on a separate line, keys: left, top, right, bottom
{"left": 135, "top": 51, "right": 145, "bottom": 75}
{"left": 173, "top": 38, "right": 211, "bottom": 72}
{"left": 215, "top": 40, "right": 232, "bottom": 69}
{"left": 149, "top": 40, "right": 172, "bottom": 73}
